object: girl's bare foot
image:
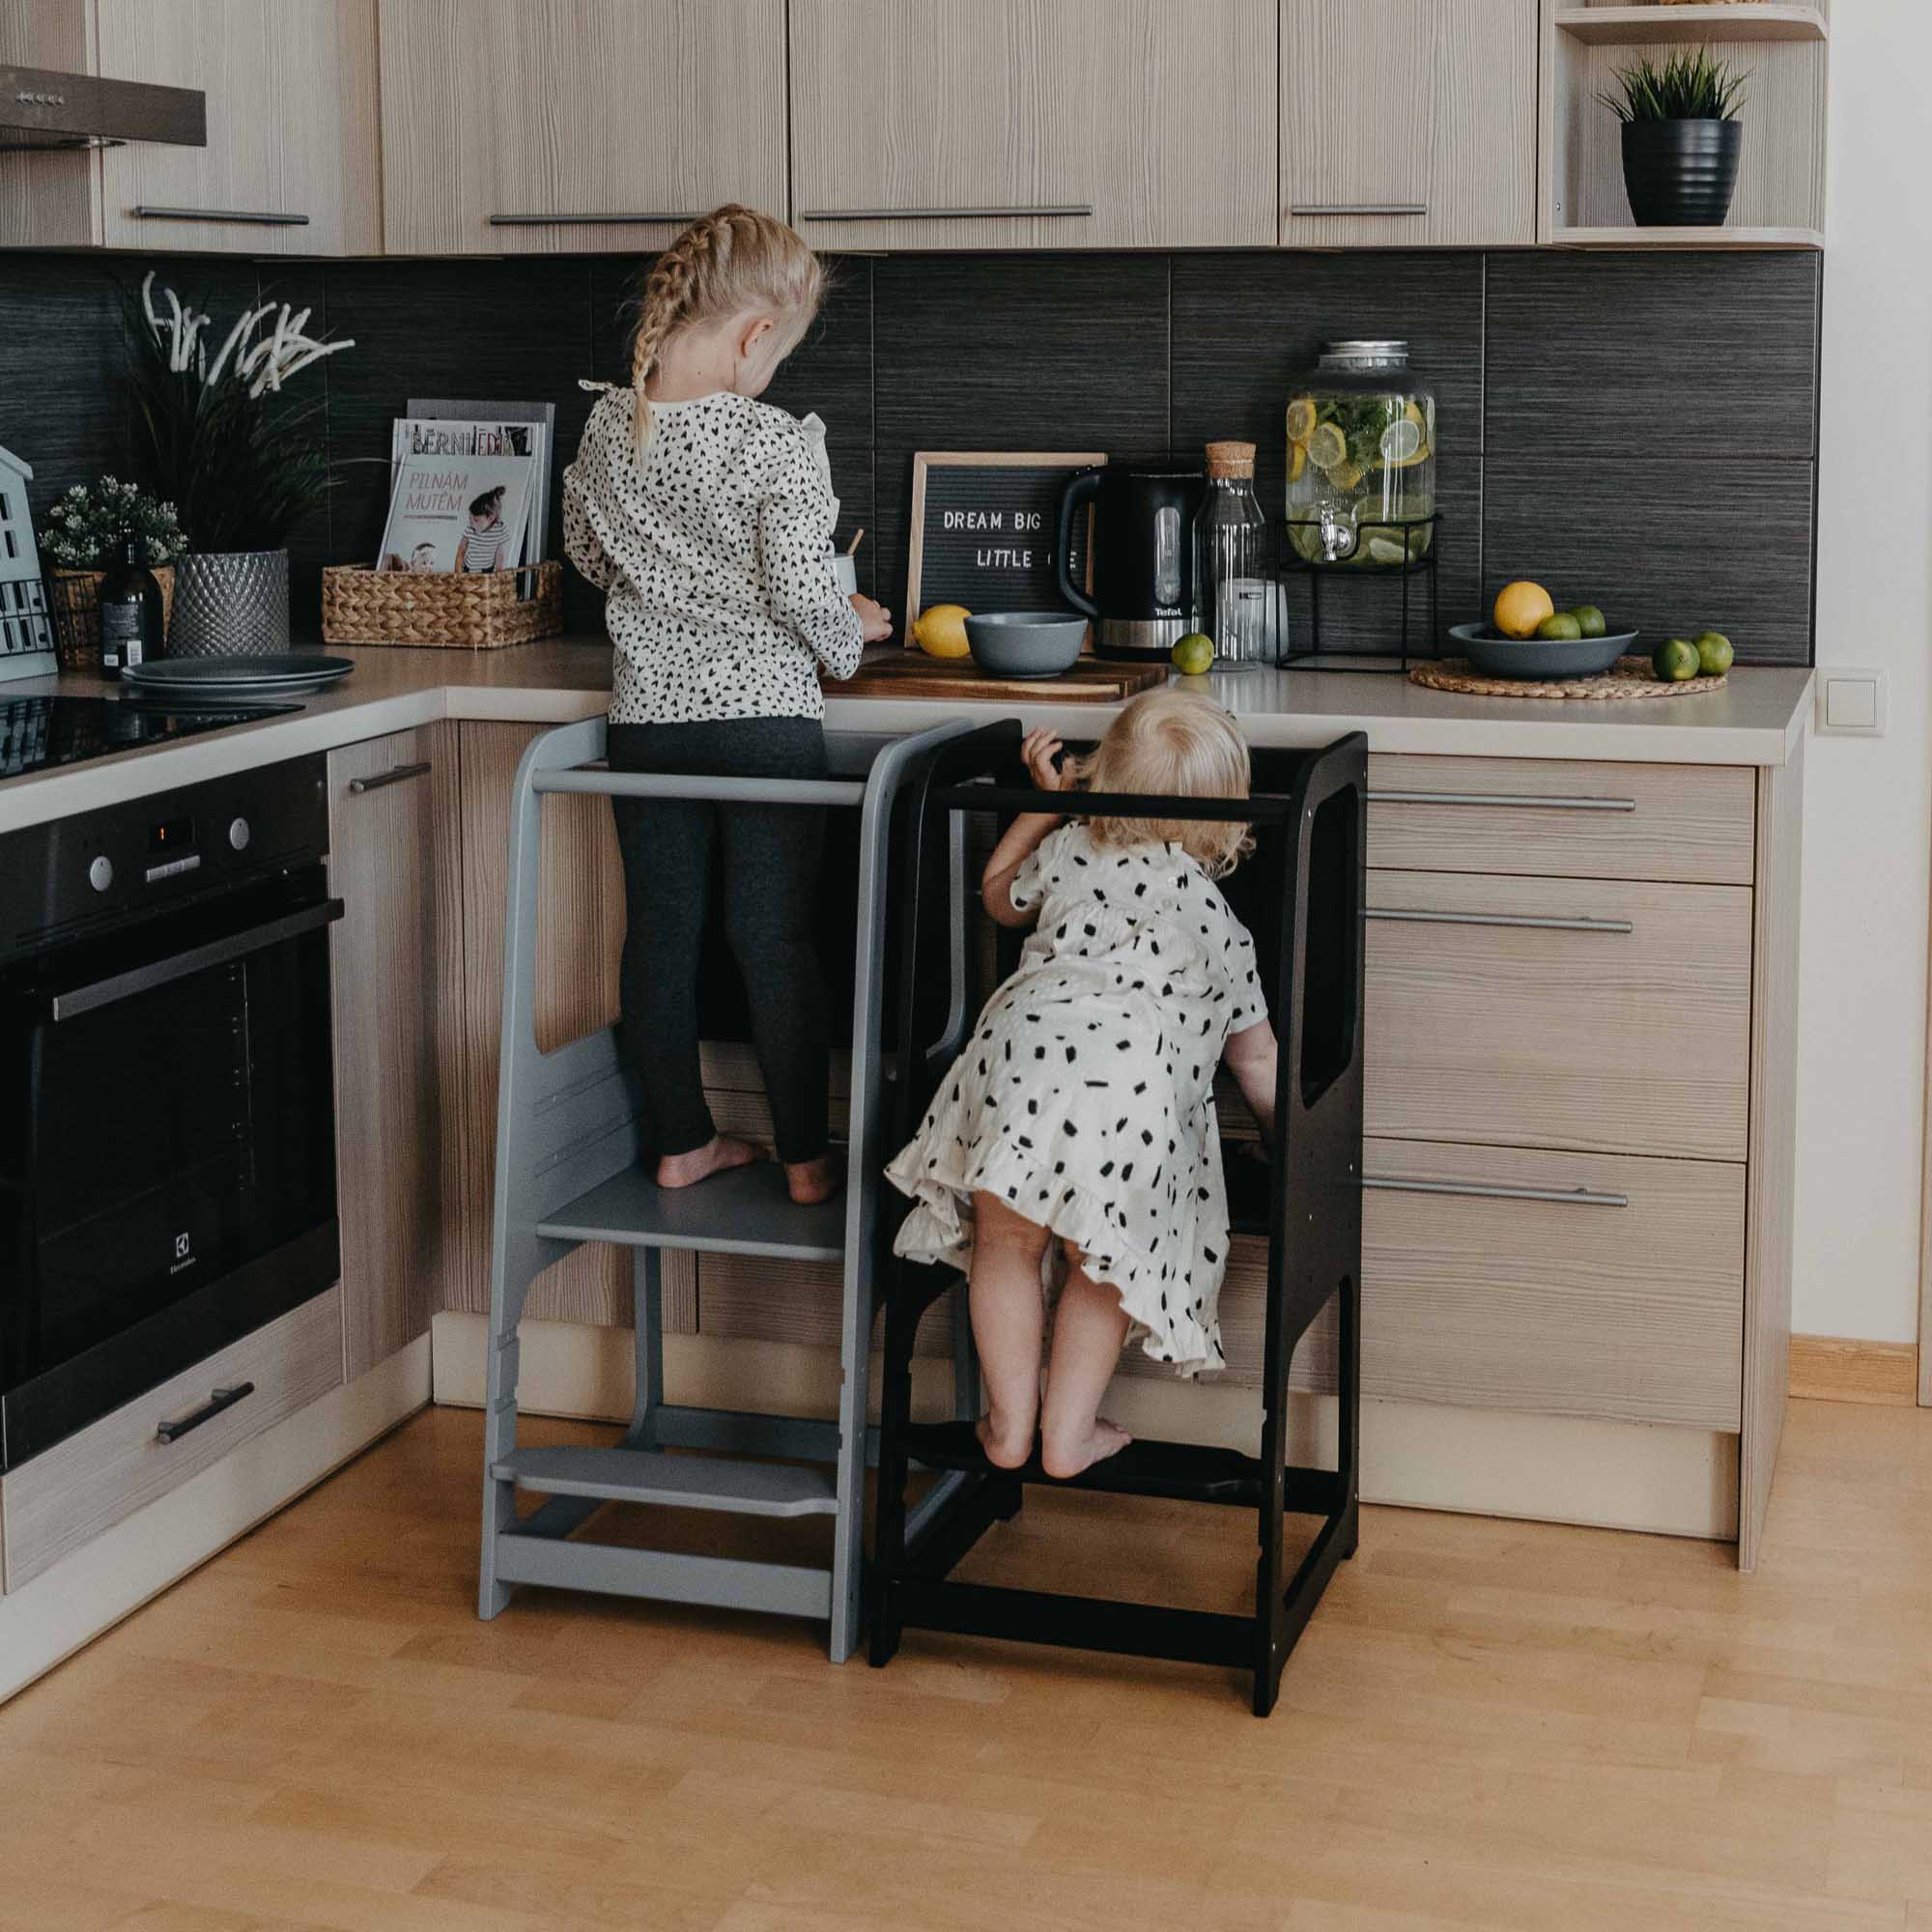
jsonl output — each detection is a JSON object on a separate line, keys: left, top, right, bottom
{"left": 1040, "top": 1417, "right": 1132, "bottom": 1480}
{"left": 784, "top": 1150, "right": 845, "bottom": 1206}
{"left": 655, "top": 1136, "right": 762, "bottom": 1190}
{"left": 977, "top": 1406, "right": 1036, "bottom": 1470}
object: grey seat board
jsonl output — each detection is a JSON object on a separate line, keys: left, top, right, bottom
{"left": 535, "top": 1160, "right": 847, "bottom": 1259}
{"left": 494, "top": 1445, "right": 838, "bottom": 1518}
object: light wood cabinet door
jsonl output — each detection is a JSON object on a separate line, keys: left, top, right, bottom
{"left": 327, "top": 728, "right": 449, "bottom": 1380}
{"left": 1281, "top": 0, "right": 1536, "bottom": 246}
{"left": 377, "top": 0, "right": 787, "bottom": 256}
{"left": 96, "top": 0, "right": 381, "bottom": 254}
{"left": 790, "top": 0, "right": 1275, "bottom": 250}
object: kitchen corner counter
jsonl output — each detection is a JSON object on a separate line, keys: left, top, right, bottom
{"left": 1, "top": 638, "right": 1813, "bottom": 837}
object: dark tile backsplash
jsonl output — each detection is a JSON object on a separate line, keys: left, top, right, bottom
{"left": 0, "top": 246, "right": 1822, "bottom": 664}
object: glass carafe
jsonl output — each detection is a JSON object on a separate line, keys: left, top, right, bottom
{"left": 1194, "top": 440, "right": 1282, "bottom": 669}
{"left": 1285, "top": 340, "right": 1435, "bottom": 568}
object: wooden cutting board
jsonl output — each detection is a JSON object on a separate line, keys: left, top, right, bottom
{"left": 831, "top": 649, "right": 1167, "bottom": 704}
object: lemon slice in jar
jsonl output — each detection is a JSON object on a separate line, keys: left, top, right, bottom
{"left": 1307, "top": 422, "right": 1348, "bottom": 469}
{"left": 1378, "top": 417, "right": 1428, "bottom": 467}
{"left": 1328, "top": 459, "right": 1365, "bottom": 492}
{"left": 1286, "top": 396, "right": 1318, "bottom": 443}
{"left": 1287, "top": 440, "right": 1308, "bottom": 483}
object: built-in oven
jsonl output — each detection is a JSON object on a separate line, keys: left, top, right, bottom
{"left": 0, "top": 755, "right": 340, "bottom": 1469}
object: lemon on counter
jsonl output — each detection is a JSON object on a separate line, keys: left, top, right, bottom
{"left": 1492, "top": 580, "right": 1555, "bottom": 639}
{"left": 912, "top": 603, "right": 972, "bottom": 659}
{"left": 1172, "top": 632, "right": 1215, "bottom": 676}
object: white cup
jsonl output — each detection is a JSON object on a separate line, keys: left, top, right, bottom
{"left": 831, "top": 554, "right": 858, "bottom": 598}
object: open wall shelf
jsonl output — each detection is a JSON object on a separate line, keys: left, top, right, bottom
{"left": 1539, "top": 0, "right": 1830, "bottom": 245}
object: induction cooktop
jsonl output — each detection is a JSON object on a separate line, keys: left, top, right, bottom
{"left": 0, "top": 694, "right": 302, "bottom": 781}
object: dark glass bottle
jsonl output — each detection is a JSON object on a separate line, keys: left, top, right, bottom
{"left": 98, "top": 536, "right": 164, "bottom": 679}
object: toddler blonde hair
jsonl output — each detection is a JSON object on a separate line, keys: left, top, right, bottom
{"left": 627, "top": 204, "right": 825, "bottom": 453}
{"left": 1074, "top": 688, "right": 1254, "bottom": 878}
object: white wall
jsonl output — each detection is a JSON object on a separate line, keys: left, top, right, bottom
{"left": 1791, "top": 0, "right": 1932, "bottom": 1343}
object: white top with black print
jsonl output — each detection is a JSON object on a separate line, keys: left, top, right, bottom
{"left": 562, "top": 385, "right": 865, "bottom": 724}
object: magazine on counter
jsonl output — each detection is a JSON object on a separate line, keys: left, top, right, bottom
{"left": 375, "top": 453, "right": 536, "bottom": 576}
{"left": 407, "top": 396, "right": 556, "bottom": 566}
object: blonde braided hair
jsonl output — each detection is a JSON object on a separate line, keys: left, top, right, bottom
{"left": 628, "top": 204, "right": 825, "bottom": 453}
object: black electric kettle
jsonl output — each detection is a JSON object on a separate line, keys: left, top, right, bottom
{"left": 1056, "top": 467, "right": 1204, "bottom": 661}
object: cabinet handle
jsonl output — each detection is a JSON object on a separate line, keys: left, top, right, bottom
{"left": 1289, "top": 202, "right": 1428, "bottom": 217}
{"left": 488, "top": 211, "right": 701, "bottom": 226}
{"left": 1363, "top": 1177, "right": 1630, "bottom": 1208}
{"left": 797, "top": 204, "right": 1094, "bottom": 222}
{"left": 131, "top": 205, "right": 309, "bottom": 226}
{"left": 1366, "top": 907, "right": 1634, "bottom": 936}
{"left": 1368, "top": 789, "right": 1638, "bottom": 813}
{"left": 156, "top": 1381, "right": 256, "bottom": 1443}
{"left": 348, "top": 761, "right": 432, "bottom": 795}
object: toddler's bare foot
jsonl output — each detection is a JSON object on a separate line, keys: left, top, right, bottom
{"left": 784, "top": 1150, "right": 845, "bottom": 1206}
{"left": 1040, "top": 1417, "right": 1132, "bottom": 1480}
{"left": 976, "top": 1407, "right": 1036, "bottom": 1470}
{"left": 655, "top": 1136, "right": 762, "bottom": 1189}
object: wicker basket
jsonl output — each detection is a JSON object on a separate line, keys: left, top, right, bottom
{"left": 321, "top": 561, "right": 564, "bottom": 649}
{"left": 47, "top": 565, "right": 177, "bottom": 670}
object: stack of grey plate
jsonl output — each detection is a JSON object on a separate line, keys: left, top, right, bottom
{"left": 121, "top": 653, "right": 355, "bottom": 695}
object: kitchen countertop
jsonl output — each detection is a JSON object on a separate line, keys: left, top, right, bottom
{"left": 0, "top": 639, "right": 1815, "bottom": 837}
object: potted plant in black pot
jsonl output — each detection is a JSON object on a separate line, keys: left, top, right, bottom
{"left": 1601, "top": 48, "right": 1749, "bottom": 228}
{"left": 128, "top": 273, "right": 353, "bottom": 657}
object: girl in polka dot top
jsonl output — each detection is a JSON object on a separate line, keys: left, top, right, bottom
{"left": 564, "top": 206, "right": 892, "bottom": 1207}
{"left": 887, "top": 690, "right": 1281, "bottom": 1479}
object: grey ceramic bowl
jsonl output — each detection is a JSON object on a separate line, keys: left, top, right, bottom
{"left": 1449, "top": 619, "right": 1637, "bottom": 680}
{"left": 964, "top": 611, "right": 1087, "bottom": 679}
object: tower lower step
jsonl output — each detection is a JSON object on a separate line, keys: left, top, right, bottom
{"left": 492, "top": 1444, "right": 838, "bottom": 1518}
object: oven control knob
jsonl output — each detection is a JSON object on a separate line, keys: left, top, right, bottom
{"left": 87, "top": 854, "right": 113, "bottom": 893}
{"left": 228, "top": 816, "right": 251, "bottom": 852}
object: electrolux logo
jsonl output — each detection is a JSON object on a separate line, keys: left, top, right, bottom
{"left": 169, "top": 1230, "right": 196, "bottom": 1276}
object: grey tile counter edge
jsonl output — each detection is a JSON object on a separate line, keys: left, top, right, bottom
{"left": 1, "top": 644, "right": 1813, "bottom": 838}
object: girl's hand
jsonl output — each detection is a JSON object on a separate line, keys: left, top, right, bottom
{"left": 1022, "top": 727, "right": 1068, "bottom": 792}
{"left": 850, "top": 592, "right": 893, "bottom": 642}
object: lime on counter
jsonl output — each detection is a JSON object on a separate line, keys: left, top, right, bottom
{"left": 1653, "top": 637, "right": 1701, "bottom": 682}
{"left": 1694, "top": 630, "right": 1734, "bottom": 675}
{"left": 1172, "top": 632, "right": 1215, "bottom": 676}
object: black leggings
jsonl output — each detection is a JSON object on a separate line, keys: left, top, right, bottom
{"left": 608, "top": 717, "right": 831, "bottom": 1164}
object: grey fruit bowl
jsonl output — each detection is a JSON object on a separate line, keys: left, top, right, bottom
{"left": 964, "top": 611, "right": 1087, "bottom": 679}
{"left": 1449, "top": 620, "right": 1637, "bottom": 680}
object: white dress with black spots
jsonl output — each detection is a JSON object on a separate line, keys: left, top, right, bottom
{"left": 885, "top": 822, "right": 1267, "bottom": 1377}
{"left": 562, "top": 385, "right": 865, "bottom": 724}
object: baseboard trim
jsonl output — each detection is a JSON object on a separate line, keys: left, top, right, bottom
{"left": 0, "top": 1333, "right": 432, "bottom": 1705}
{"left": 1789, "top": 1333, "right": 1920, "bottom": 1406}
{"left": 432, "top": 1312, "right": 1738, "bottom": 1544}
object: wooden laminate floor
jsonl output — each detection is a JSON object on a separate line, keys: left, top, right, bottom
{"left": 3, "top": 1399, "right": 1931, "bottom": 1930}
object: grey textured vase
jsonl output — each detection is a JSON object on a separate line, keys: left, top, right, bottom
{"left": 166, "top": 549, "right": 292, "bottom": 658}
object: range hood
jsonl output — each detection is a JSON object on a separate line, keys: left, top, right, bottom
{"left": 0, "top": 65, "right": 204, "bottom": 152}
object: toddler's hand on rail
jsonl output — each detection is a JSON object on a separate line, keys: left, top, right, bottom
{"left": 1022, "top": 728, "right": 1069, "bottom": 793}
{"left": 850, "top": 593, "right": 893, "bottom": 642}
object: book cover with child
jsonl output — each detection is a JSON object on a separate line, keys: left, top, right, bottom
{"left": 376, "top": 454, "right": 535, "bottom": 574}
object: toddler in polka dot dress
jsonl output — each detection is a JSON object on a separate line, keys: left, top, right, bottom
{"left": 886, "top": 689, "right": 1280, "bottom": 1479}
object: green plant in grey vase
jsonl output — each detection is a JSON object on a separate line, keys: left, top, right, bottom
{"left": 1600, "top": 48, "right": 1749, "bottom": 229}
{"left": 128, "top": 272, "right": 354, "bottom": 657}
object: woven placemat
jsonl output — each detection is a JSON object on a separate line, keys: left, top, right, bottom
{"left": 1409, "top": 656, "right": 1728, "bottom": 701}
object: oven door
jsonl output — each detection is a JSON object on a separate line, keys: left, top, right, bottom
{"left": 0, "top": 867, "right": 342, "bottom": 1468}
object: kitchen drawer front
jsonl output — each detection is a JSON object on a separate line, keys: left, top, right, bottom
{"left": 2, "top": 1289, "right": 342, "bottom": 1591}
{"left": 1361, "top": 1139, "right": 1745, "bottom": 1429}
{"left": 1366, "top": 869, "right": 1752, "bottom": 1159}
{"left": 1367, "top": 754, "right": 1755, "bottom": 886}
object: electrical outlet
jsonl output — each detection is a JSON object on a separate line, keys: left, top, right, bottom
{"left": 1817, "top": 668, "right": 1887, "bottom": 737}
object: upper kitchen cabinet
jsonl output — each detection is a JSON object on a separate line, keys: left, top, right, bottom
{"left": 789, "top": 0, "right": 1275, "bottom": 250}
{"left": 377, "top": 0, "right": 786, "bottom": 256}
{"left": 1282, "top": 0, "right": 1536, "bottom": 247}
{"left": 95, "top": 0, "right": 382, "bottom": 254}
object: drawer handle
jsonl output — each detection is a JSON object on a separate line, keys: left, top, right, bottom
{"left": 1368, "top": 789, "right": 1637, "bottom": 813}
{"left": 156, "top": 1380, "right": 256, "bottom": 1443}
{"left": 489, "top": 211, "right": 701, "bottom": 226}
{"left": 1364, "top": 1177, "right": 1630, "bottom": 1208}
{"left": 1289, "top": 202, "right": 1428, "bottom": 217}
{"left": 797, "top": 204, "right": 1094, "bottom": 221}
{"left": 132, "top": 205, "right": 310, "bottom": 226}
{"left": 348, "top": 760, "right": 432, "bottom": 794}
{"left": 1366, "top": 907, "right": 1634, "bottom": 936}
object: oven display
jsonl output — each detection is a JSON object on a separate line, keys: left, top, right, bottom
{"left": 149, "top": 814, "right": 195, "bottom": 855}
